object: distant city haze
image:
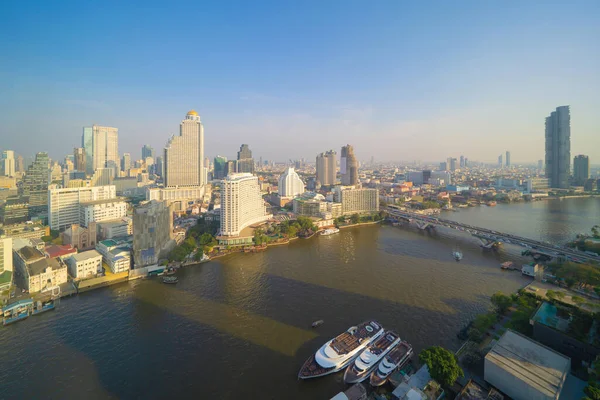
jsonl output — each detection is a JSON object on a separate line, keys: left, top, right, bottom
{"left": 1, "top": 2, "right": 599, "bottom": 163}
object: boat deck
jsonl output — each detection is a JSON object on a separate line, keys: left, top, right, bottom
{"left": 385, "top": 341, "right": 412, "bottom": 363}
{"left": 331, "top": 321, "right": 379, "bottom": 355}
{"left": 298, "top": 354, "right": 335, "bottom": 378}
{"left": 370, "top": 331, "right": 399, "bottom": 356}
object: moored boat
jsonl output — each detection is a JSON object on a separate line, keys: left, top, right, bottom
{"left": 298, "top": 320, "right": 384, "bottom": 379}
{"left": 32, "top": 299, "right": 56, "bottom": 315}
{"left": 162, "top": 276, "right": 178, "bottom": 284}
{"left": 2, "top": 299, "right": 34, "bottom": 326}
{"left": 320, "top": 228, "right": 340, "bottom": 236}
{"left": 343, "top": 330, "right": 401, "bottom": 384}
{"left": 369, "top": 340, "right": 413, "bottom": 386}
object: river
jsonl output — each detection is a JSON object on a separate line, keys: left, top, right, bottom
{"left": 0, "top": 198, "right": 597, "bottom": 399}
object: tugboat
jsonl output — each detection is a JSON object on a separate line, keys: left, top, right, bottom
{"left": 162, "top": 276, "right": 178, "bottom": 284}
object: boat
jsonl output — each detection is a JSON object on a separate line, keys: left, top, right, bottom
{"left": 312, "top": 320, "right": 324, "bottom": 328}
{"left": 487, "top": 201, "right": 497, "bottom": 207}
{"left": 32, "top": 299, "right": 56, "bottom": 315}
{"left": 320, "top": 228, "right": 340, "bottom": 236}
{"left": 343, "top": 330, "right": 401, "bottom": 383}
{"left": 2, "top": 299, "right": 33, "bottom": 326}
{"left": 162, "top": 276, "right": 178, "bottom": 284}
{"left": 298, "top": 320, "right": 384, "bottom": 379}
{"left": 453, "top": 247, "right": 463, "bottom": 261}
{"left": 164, "top": 267, "right": 177, "bottom": 276}
{"left": 369, "top": 340, "right": 413, "bottom": 386}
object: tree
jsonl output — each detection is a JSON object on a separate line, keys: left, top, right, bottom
{"left": 491, "top": 292, "right": 512, "bottom": 314}
{"left": 592, "top": 225, "right": 600, "bottom": 239}
{"left": 419, "top": 346, "right": 464, "bottom": 387}
{"left": 584, "top": 381, "right": 600, "bottom": 400}
{"left": 193, "top": 249, "right": 204, "bottom": 261}
{"left": 351, "top": 214, "right": 360, "bottom": 224}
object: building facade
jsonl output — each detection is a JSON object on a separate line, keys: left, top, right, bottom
{"left": 84, "top": 125, "right": 120, "bottom": 175}
{"left": 96, "top": 239, "right": 131, "bottom": 273}
{"left": 278, "top": 167, "right": 305, "bottom": 198}
{"left": 79, "top": 199, "right": 127, "bottom": 227}
{"left": 338, "top": 188, "right": 379, "bottom": 215}
{"left": 21, "top": 152, "right": 49, "bottom": 217}
{"left": 340, "top": 145, "right": 358, "bottom": 186}
{"left": 13, "top": 245, "right": 68, "bottom": 293}
{"left": 220, "top": 173, "right": 271, "bottom": 237}
{"left": 97, "top": 218, "right": 132, "bottom": 239}
{"left": 164, "top": 110, "right": 205, "bottom": 187}
{"left": 573, "top": 155, "right": 590, "bottom": 186}
{"left": 66, "top": 250, "right": 102, "bottom": 280}
{"left": 505, "top": 151, "right": 511, "bottom": 167}
{"left": 121, "top": 153, "right": 131, "bottom": 175}
{"left": 133, "top": 200, "right": 173, "bottom": 267}
{"left": 316, "top": 150, "right": 336, "bottom": 186}
{"left": 61, "top": 223, "right": 97, "bottom": 250}
{"left": 1, "top": 150, "right": 15, "bottom": 177}
{"left": 0, "top": 237, "right": 13, "bottom": 291}
{"left": 48, "top": 185, "right": 117, "bottom": 230}
{"left": 545, "top": 106, "right": 571, "bottom": 189}
{"left": 74, "top": 147, "right": 86, "bottom": 172}
{"left": 213, "top": 156, "right": 228, "bottom": 179}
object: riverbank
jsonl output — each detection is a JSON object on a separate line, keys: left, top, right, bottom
{"left": 338, "top": 220, "right": 382, "bottom": 229}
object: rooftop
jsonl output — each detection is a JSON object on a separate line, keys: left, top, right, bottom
{"left": 485, "top": 329, "right": 570, "bottom": 399}
{"left": 18, "top": 246, "right": 45, "bottom": 262}
{"left": 70, "top": 250, "right": 102, "bottom": 262}
{"left": 80, "top": 198, "right": 126, "bottom": 206}
{"left": 28, "top": 257, "right": 64, "bottom": 276}
{"left": 100, "top": 239, "right": 118, "bottom": 248}
{"left": 456, "top": 380, "right": 504, "bottom": 400}
{"left": 45, "top": 244, "right": 77, "bottom": 259}
{"left": 533, "top": 302, "right": 571, "bottom": 332}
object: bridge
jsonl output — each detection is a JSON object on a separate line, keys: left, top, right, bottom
{"left": 386, "top": 208, "right": 599, "bottom": 264}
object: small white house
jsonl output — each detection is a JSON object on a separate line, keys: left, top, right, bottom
{"left": 66, "top": 250, "right": 103, "bottom": 279}
{"left": 522, "top": 263, "right": 540, "bottom": 277}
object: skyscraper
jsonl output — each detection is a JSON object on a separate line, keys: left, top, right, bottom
{"left": 82, "top": 125, "right": 119, "bottom": 176}
{"left": 505, "top": 151, "right": 511, "bottom": 167}
{"left": 340, "top": 145, "right": 358, "bottom": 186}
{"left": 545, "top": 106, "right": 571, "bottom": 189}
{"left": 16, "top": 155, "right": 24, "bottom": 173}
{"left": 498, "top": 154, "right": 503, "bottom": 167}
{"left": 155, "top": 156, "right": 164, "bottom": 178}
{"left": 316, "top": 150, "right": 337, "bottom": 186}
{"left": 538, "top": 160, "right": 544, "bottom": 171}
{"left": 573, "top": 155, "right": 590, "bottom": 186}
{"left": 1, "top": 150, "right": 15, "bottom": 177}
{"left": 220, "top": 173, "right": 270, "bottom": 237}
{"left": 236, "top": 144, "right": 255, "bottom": 174}
{"left": 213, "top": 156, "right": 228, "bottom": 179}
{"left": 164, "top": 110, "right": 205, "bottom": 187}
{"left": 74, "top": 147, "right": 86, "bottom": 172}
{"left": 449, "top": 158, "right": 457, "bottom": 172}
{"left": 133, "top": 200, "right": 173, "bottom": 267}
{"left": 21, "top": 152, "right": 49, "bottom": 217}
{"left": 459, "top": 155, "right": 465, "bottom": 168}
{"left": 121, "top": 153, "right": 131, "bottom": 174}
{"left": 142, "top": 145, "right": 154, "bottom": 160}
{"left": 278, "top": 167, "right": 305, "bottom": 198}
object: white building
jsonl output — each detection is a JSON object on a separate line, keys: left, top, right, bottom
{"left": 96, "top": 218, "right": 133, "bottom": 239}
{"left": 164, "top": 110, "right": 205, "bottom": 187}
{"left": 146, "top": 186, "right": 205, "bottom": 210}
{"left": 220, "top": 173, "right": 271, "bottom": 236}
{"left": 1, "top": 150, "right": 15, "bottom": 177}
{"left": 79, "top": 199, "right": 127, "bottom": 227}
{"left": 337, "top": 187, "right": 379, "bottom": 215}
{"left": 48, "top": 185, "right": 118, "bottom": 230}
{"left": 0, "top": 237, "right": 13, "bottom": 291}
{"left": 86, "top": 125, "right": 119, "bottom": 175}
{"left": 278, "top": 167, "right": 305, "bottom": 198}
{"left": 96, "top": 239, "right": 131, "bottom": 273}
{"left": 66, "top": 250, "right": 102, "bottom": 279}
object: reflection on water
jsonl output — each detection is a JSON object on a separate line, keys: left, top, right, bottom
{"left": 0, "top": 198, "right": 596, "bottom": 399}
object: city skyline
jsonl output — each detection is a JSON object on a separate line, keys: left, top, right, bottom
{"left": 1, "top": 2, "right": 599, "bottom": 162}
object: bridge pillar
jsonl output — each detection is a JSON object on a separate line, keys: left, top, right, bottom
{"left": 478, "top": 238, "right": 501, "bottom": 249}
{"left": 416, "top": 222, "right": 431, "bottom": 230}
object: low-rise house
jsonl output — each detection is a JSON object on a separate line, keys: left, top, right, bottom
{"left": 65, "top": 250, "right": 102, "bottom": 279}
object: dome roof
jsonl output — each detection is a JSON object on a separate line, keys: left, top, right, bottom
{"left": 187, "top": 110, "right": 198, "bottom": 116}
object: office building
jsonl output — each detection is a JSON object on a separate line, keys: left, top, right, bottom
{"left": 225, "top": 160, "right": 237, "bottom": 177}
{"left": 573, "top": 155, "right": 590, "bottom": 186}
{"left": 0, "top": 221, "right": 49, "bottom": 241}
{"left": 83, "top": 125, "right": 119, "bottom": 175}
{"left": 236, "top": 144, "right": 255, "bottom": 174}
{"left": 121, "top": 153, "right": 131, "bottom": 174}
{"left": 340, "top": 145, "right": 358, "bottom": 186}
{"left": 337, "top": 187, "right": 379, "bottom": 215}
{"left": 505, "top": 150, "right": 511, "bottom": 167}
{"left": 96, "top": 217, "right": 132, "bottom": 240}
{"left": 16, "top": 155, "right": 24, "bottom": 173}
{"left": 155, "top": 156, "right": 163, "bottom": 178}
{"left": 484, "top": 329, "right": 569, "bottom": 400}
{"left": 545, "top": 106, "right": 571, "bottom": 189}
{"left": 90, "top": 167, "right": 114, "bottom": 187}
{"left": 526, "top": 178, "right": 550, "bottom": 193}
{"left": 448, "top": 157, "right": 457, "bottom": 172}
{"left": 65, "top": 250, "right": 102, "bottom": 279}
{"left": 213, "top": 156, "right": 228, "bottom": 179}
{"left": 220, "top": 173, "right": 271, "bottom": 237}
{"left": 146, "top": 186, "right": 204, "bottom": 211}
{"left": 142, "top": 144, "right": 154, "bottom": 160}
{"left": 459, "top": 155, "right": 464, "bottom": 168}
{"left": 0, "top": 197, "right": 29, "bottom": 225}
{"left": 406, "top": 171, "right": 424, "bottom": 185}
{"left": 0, "top": 237, "right": 13, "bottom": 291}
{"left": 164, "top": 110, "right": 205, "bottom": 187}
{"left": 422, "top": 170, "right": 431, "bottom": 184}
{"left": 1, "top": 150, "right": 16, "bottom": 177}
{"left": 430, "top": 171, "right": 452, "bottom": 186}
{"left": 538, "top": 159, "right": 544, "bottom": 171}
{"left": 464, "top": 158, "right": 469, "bottom": 167}
{"left": 439, "top": 162, "right": 447, "bottom": 171}
{"left": 96, "top": 239, "right": 131, "bottom": 273}
{"left": 498, "top": 154, "right": 503, "bottom": 167}
{"left": 278, "top": 167, "right": 305, "bottom": 198}
{"left": 73, "top": 148, "right": 86, "bottom": 172}
{"left": 133, "top": 200, "right": 174, "bottom": 267}
{"left": 21, "top": 152, "right": 49, "bottom": 217}
{"left": 48, "top": 185, "right": 117, "bottom": 230}
{"left": 584, "top": 179, "right": 597, "bottom": 192}
{"left": 80, "top": 199, "right": 127, "bottom": 227}
{"left": 316, "top": 150, "right": 337, "bottom": 186}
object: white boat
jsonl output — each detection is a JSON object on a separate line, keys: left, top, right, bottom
{"left": 343, "top": 330, "right": 401, "bottom": 383}
{"left": 453, "top": 247, "right": 463, "bottom": 261}
{"left": 320, "top": 228, "right": 340, "bottom": 236}
{"left": 298, "top": 320, "right": 384, "bottom": 379}
{"left": 369, "top": 340, "right": 413, "bottom": 386}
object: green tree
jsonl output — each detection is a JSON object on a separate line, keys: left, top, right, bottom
{"left": 351, "top": 214, "right": 360, "bottom": 224}
{"left": 419, "top": 346, "right": 464, "bottom": 387}
{"left": 584, "top": 381, "right": 600, "bottom": 400}
{"left": 193, "top": 249, "right": 204, "bottom": 261}
{"left": 592, "top": 225, "right": 600, "bottom": 239}
{"left": 491, "top": 292, "right": 512, "bottom": 314}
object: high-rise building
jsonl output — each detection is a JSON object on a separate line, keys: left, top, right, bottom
{"left": 236, "top": 144, "right": 255, "bottom": 174}
{"left": 220, "top": 173, "right": 270, "bottom": 237}
{"left": 15, "top": 155, "right": 24, "bottom": 173}
{"left": 164, "top": 110, "right": 205, "bottom": 187}
{"left": 464, "top": 158, "right": 469, "bottom": 168}
{"left": 49, "top": 185, "right": 118, "bottom": 230}
{"left": 505, "top": 151, "right": 511, "bottom": 167}
{"left": 0, "top": 237, "right": 13, "bottom": 291}
{"left": 278, "top": 167, "right": 305, "bottom": 198}
{"left": 498, "top": 154, "right": 503, "bottom": 167}
{"left": 74, "top": 148, "right": 86, "bottom": 172}
{"left": 83, "top": 125, "right": 120, "bottom": 175}
{"left": 1, "top": 150, "right": 16, "bottom": 177}
{"left": 155, "top": 156, "right": 164, "bottom": 178}
{"left": 213, "top": 156, "right": 228, "bottom": 179}
{"left": 545, "top": 106, "right": 571, "bottom": 189}
{"left": 225, "top": 160, "right": 237, "bottom": 177}
{"left": 459, "top": 155, "right": 465, "bottom": 169}
{"left": 121, "top": 153, "right": 131, "bottom": 174}
{"left": 336, "top": 187, "right": 379, "bottom": 215}
{"left": 340, "top": 145, "right": 358, "bottom": 186}
{"left": 133, "top": 200, "right": 173, "bottom": 267}
{"left": 449, "top": 158, "right": 457, "bottom": 172}
{"left": 538, "top": 160, "right": 544, "bottom": 171}
{"left": 573, "top": 155, "right": 590, "bottom": 186}
{"left": 142, "top": 145, "right": 154, "bottom": 160}
{"left": 439, "top": 162, "right": 447, "bottom": 171}
{"left": 21, "top": 152, "right": 49, "bottom": 217}
{"left": 316, "top": 150, "right": 336, "bottom": 186}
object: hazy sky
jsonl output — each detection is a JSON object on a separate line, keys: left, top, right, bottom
{"left": 1, "top": 1, "right": 599, "bottom": 164}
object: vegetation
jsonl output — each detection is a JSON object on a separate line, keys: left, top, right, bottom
{"left": 419, "top": 346, "right": 464, "bottom": 387}
{"left": 505, "top": 293, "right": 539, "bottom": 336}
{"left": 168, "top": 236, "right": 197, "bottom": 262}
{"left": 420, "top": 201, "right": 441, "bottom": 210}
{"left": 547, "top": 261, "right": 600, "bottom": 288}
{"left": 491, "top": 292, "right": 512, "bottom": 314}
{"left": 546, "top": 290, "right": 566, "bottom": 300}
{"left": 468, "top": 313, "right": 497, "bottom": 342}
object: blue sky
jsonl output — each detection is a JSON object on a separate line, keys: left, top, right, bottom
{"left": 1, "top": 1, "right": 599, "bottom": 163}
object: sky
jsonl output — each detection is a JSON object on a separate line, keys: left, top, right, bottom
{"left": 1, "top": 1, "right": 599, "bottom": 164}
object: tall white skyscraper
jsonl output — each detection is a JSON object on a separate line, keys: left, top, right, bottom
{"left": 1, "top": 150, "right": 15, "bottom": 177}
{"left": 278, "top": 167, "right": 305, "bottom": 198}
{"left": 83, "top": 125, "right": 119, "bottom": 176}
{"left": 220, "top": 173, "right": 271, "bottom": 236}
{"left": 164, "top": 110, "right": 205, "bottom": 187}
